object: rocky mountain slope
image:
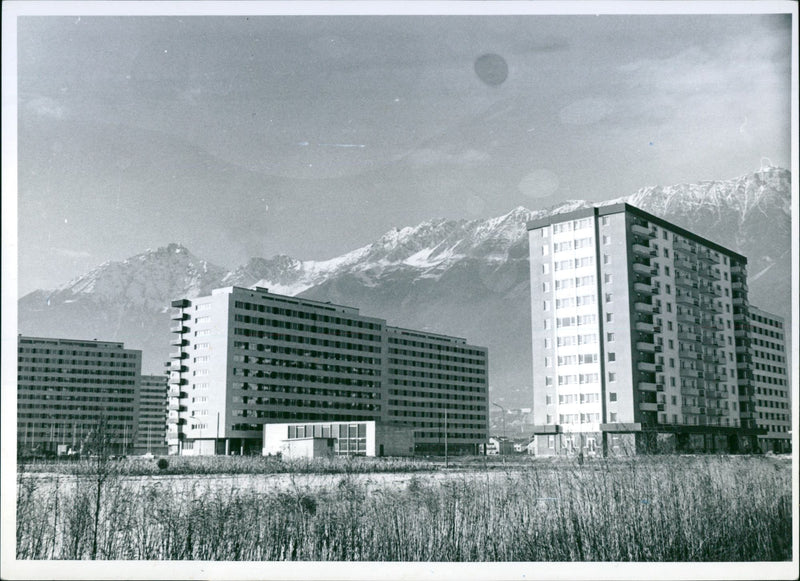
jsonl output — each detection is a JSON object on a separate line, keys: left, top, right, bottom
{"left": 18, "top": 167, "right": 791, "bottom": 407}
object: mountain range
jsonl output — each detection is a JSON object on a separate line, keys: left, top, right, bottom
{"left": 18, "top": 166, "right": 792, "bottom": 407}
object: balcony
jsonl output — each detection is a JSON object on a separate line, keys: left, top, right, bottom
{"left": 169, "top": 351, "right": 188, "bottom": 360}
{"left": 639, "top": 381, "right": 657, "bottom": 392}
{"left": 731, "top": 281, "right": 748, "bottom": 291}
{"left": 170, "top": 338, "right": 189, "bottom": 347}
{"left": 678, "top": 331, "right": 700, "bottom": 342}
{"left": 635, "top": 321, "right": 654, "bottom": 333}
{"left": 632, "top": 243, "right": 652, "bottom": 257}
{"left": 682, "top": 368, "right": 702, "bottom": 378}
{"left": 631, "top": 224, "right": 653, "bottom": 238}
{"left": 638, "top": 361, "right": 657, "bottom": 373}
{"left": 636, "top": 341, "right": 655, "bottom": 352}
{"left": 633, "top": 282, "right": 652, "bottom": 294}
{"left": 675, "top": 276, "right": 696, "bottom": 289}
{"left": 677, "top": 313, "right": 699, "bottom": 325}
{"left": 674, "top": 239, "right": 695, "bottom": 254}
{"left": 170, "top": 310, "right": 190, "bottom": 321}
{"left": 676, "top": 294, "right": 698, "bottom": 307}
{"left": 169, "top": 377, "right": 188, "bottom": 386}
{"left": 632, "top": 262, "right": 652, "bottom": 276}
{"left": 639, "top": 402, "right": 659, "bottom": 412}
{"left": 634, "top": 301, "right": 653, "bottom": 313}
{"left": 168, "top": 363, "right": 188, "bottom": 373}
{"left": 171, "top": 299, "right": 191, "bottom": 309}
{"left": 697, "top": 250, "right": 716, "bottom": 264}
{"left": 170, "top": 325, "right": 189, "bottom": 334}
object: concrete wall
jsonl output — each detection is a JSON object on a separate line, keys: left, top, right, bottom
{"left": 376, "top": 423, "right": 415, "bottom": 456}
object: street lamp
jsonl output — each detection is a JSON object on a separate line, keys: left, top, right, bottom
{"left": 492, "top": 401, "right": 506, "bottom": 460}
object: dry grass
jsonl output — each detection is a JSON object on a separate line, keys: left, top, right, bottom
{"left": 16, "top": 455, "right": 792, "bottom": 561}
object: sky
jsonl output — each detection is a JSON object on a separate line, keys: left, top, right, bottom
{"left": 12, "top": 8, "right": 793, "bottom": 295}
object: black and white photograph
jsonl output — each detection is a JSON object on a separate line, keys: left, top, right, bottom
{"left": 1, "top": 1, "right": 797, "bottom": 579}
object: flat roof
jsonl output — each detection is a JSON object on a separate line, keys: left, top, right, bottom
{"left": 526, "top": 202, "right": 747, "bottom": 263}
{"left": 18, "top": 335, "right": 137, "bottom": 350}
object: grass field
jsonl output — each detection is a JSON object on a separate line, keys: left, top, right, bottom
{"left": 16, "top": 454, "right": 792, "bottom": 561}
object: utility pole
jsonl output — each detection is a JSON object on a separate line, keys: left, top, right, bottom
{"left": 444, "top": 408, "right": 448, "bottom": 469}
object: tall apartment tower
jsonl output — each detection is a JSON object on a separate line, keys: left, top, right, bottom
{"left": 527, "top": 204, "right": 763, "bottom": 455}
{"left": 168, "top": 286, "right": 488, "bottom": 456}
{"left": 747, "top": 307, "right": 791, "bottom": 453}
{"left": 17, "top": 335, "right": 142, "bottom": 455}
{"left": 135, "top": 373, "right": 169, "bottom": 454}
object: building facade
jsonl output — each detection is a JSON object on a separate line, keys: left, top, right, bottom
{"left": 263, "top": 420, "right": 415, "bottom": 458}
{"left": 747, "top": 307, "right": 791, "bottom": 453}
{"left": 135, "top": 373, "right": 169, "bottom": 454}
{"left": 527, "top": 203, "right": 763, "bottom": 455}
{"left": 168, "top": 286, "right": 488, "bottom": 455}
{"left": 17, "top": 335, "right": 142, "bottom": 455}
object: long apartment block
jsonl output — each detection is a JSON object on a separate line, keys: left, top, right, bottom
{"left": 17, "top": 335, "right": 142, "bottom": 455}
{"left": 167, "top": 286, "right": 488, "bottom": 455}
{"left": 527, "top": 203, "right": 765, "bottom": 455}
{"left": 747, "top": 307, "right": 791, "bottom": 453}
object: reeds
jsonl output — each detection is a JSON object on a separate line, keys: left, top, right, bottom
{"left": 16, "top": 455, "right": 792, "bottom": 561}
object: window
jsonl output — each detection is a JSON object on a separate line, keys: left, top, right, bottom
{"left": 609, "top": 372, "right": 616, "bottom": 382}
{"left": 548, "top": 436, "right": 555, "bottom": 448}
{"left": 666, "top": 303, "right": 672, "bottom": 313}
{"left": 668, "top": 339, "right": 674, "bottom": 349}
{"left": 609, "top": 392, "right": 617, "bottom": 402}
{"left": 546, "top": 415, "right": 553, "bottom": 424}
{"left": 604, "top": 273, "right": 613, "bottom": 283}
{"left": 541, "top": 245, "right": 549, "bottom": 256}
{"left": 603, "top": 254, "right": 610, "bottom": 264}
{"left": 603, "top": 235, "right": 610, "bottom": 245}
{"left": 545, "top": 376, "right": 553, "bottom": 386}
{"left": 546, "top": 395, "right": 553, "bottom": 405}
{"left": 608, "top": 352, "right": 616, "bottom": 362}
{"left": 543, "top": 300, "right": 550, "bottom": 311}
{"left": 665, "top": 284, "right": 671, "bottom": 294}
{"left": 605, "top": 293, "right": 613, "bottom": 303}
{"left": 665, "top": 266, "right": 670, "bottom": 276}
{"left": 542, "top": 281, "right": 550, "bottom": 292}
{"left": 607, "top": 332, "right": 615, "bottom": 342}
{"left": 542, "top": 263, "right": 550, "bottom": 274}
{"left": 601, "top": 216, "right": 609, "bottom": 226}
{"left": 664, "top": 248, "right": 670, "bottom": 258}
{"left": 609, "top": 412, "right": 618, "bottom": 422}
{"left": 667, "top": 321, "right": 673, "bottom": 331}
{"left": 544, "top": 338, "right": 551, "bottom": 348}
{"left": 544, "top": 357, "right": 552, "bottom": 368}
{"left": 606, "top": 313, "right": 614, "bottom": 322}
{"left": 669, "top": 358, "right": 675, "bottom": 368}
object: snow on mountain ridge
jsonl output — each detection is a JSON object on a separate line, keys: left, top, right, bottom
{"left": 34, "top": 167, "right": 790, "bottom": 305}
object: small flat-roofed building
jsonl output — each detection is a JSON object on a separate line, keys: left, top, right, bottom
{"left": 263, "top": 420, "right": 415, "bottom": 457}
